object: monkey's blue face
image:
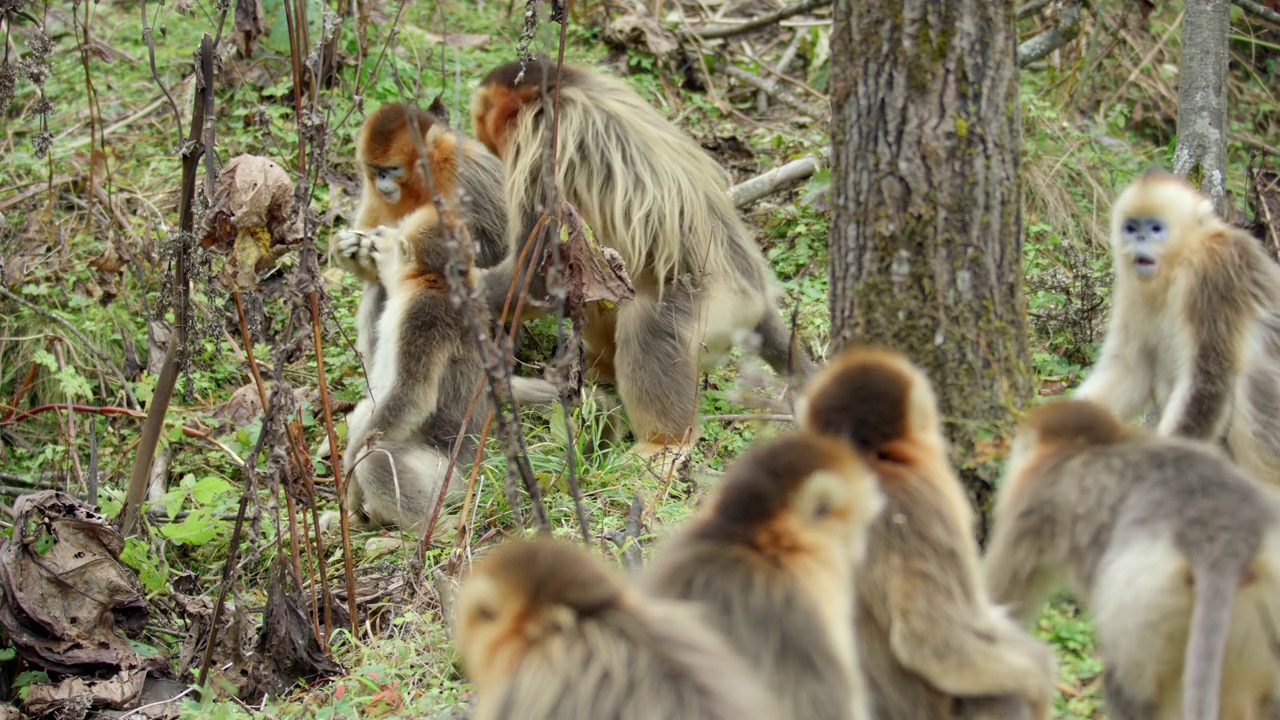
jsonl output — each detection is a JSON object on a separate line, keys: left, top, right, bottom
{"left": 1120, "top": 216, "right": 1167, "bottom": 279}
{"left": 369, "top": 165, "right": 405, "bottom": 204}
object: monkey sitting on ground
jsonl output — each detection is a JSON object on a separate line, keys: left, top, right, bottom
{"left": 1073, "top": 169, "right": 1280, "bottom": 490}
{"left": 639, "top": 432, "right": 884, "bottom": 720}
{"left": 455, "top": 537, "right": 777, "bottom": 720}
{"left": 470, "top": 59, "right": 814, "bottom": 465}
{"left": 323, "top": 207, "right": 557, "bottom": 534}
{"left": 984, "top": 399, "right": 1280, "bottom": 720}
{"left": 797, "top": 346, "right": 1058, "bottom": 720}
{"left": 333, "top": 99, "right": 510, "bottom": 368}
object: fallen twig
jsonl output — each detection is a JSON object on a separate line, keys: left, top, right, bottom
{"left": 730, "top": 154, "right": 825, "bottom": 207}
{"left": 723, "top": 65, "right": 824, "bottom": 121}
{"left": 1235, "top": 0, "right": 1280, "bottom": 25}
{"left": 692, "top": 0, "right": 833, "bottom": 39}
{"left": 1017, "top": 0, "right": 1083, "bottom": 67}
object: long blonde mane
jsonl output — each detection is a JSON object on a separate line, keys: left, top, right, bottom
{"left": 503, "top": 68, "right": 761, "bottom": 293}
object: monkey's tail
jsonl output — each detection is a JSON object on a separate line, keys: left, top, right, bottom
{"left": 1181, "top": 559, "right": 1243, "bottom": 720}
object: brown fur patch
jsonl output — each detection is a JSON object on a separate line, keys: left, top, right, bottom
{"left": 1026, "top": 400, "right": 1128, "bottom": 446}
{"left": 402, "top": 269, "right": 450, "bottom": 294}
{"left": 698, "top": 433, "right": 863, "bottom": 542}
{"left": 472, "top": 84, "right": 543, "bottom": 158}
{"left": 801, "top": 347, "right": 916, "bottom": 452}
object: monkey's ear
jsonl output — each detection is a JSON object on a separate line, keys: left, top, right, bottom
{"left": 428, "top": 93, "right": 451, "bottom": 126}
{"left": 794, "top": 469, "right": 854, "bottom": 523}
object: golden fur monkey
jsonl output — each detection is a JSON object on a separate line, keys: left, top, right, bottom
{"left": 640, "top": 432, "right": 884, "bottom": 720}
{"left": 797, "top": 347, "right": 1058, "bottom": 720}
{"left": 985, "top": 399, "right": 1280, "bottom": 720}
{"left": 470, "top": 59, "right": 814, "bottom": 463}
{"left": 1074, "top": 169, "right": 1280, "bottom": 490}
{"left": 325, "top": 209, "right": 557, "bottom": 533}
{"left": 455, "top": 538, "right": 777, "bottom": 720}
{"left": 334, "top": 100, "right": 510, "bottom": 365}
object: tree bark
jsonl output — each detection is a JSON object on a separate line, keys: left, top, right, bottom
{"left": 1173, "top": 0, "right": 1231, "bottom": 214}
{"left": 829, "top": 0, "right": 1030, "bottom": 535}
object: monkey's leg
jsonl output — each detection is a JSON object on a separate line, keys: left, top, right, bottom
{"left": 581, "top": 303, "right": 620, "bottom": 384}
{"left": 614, "top": 288, "right": 701, "bottom": 462}
{"left": 753, "top": 306, "right": 816, "bottom": 385}
{"left": 1101, "top": 668, "right": 1157, "bottom": 720}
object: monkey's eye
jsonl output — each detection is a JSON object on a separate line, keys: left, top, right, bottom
{"left": 473, "top": 604, "right": 498, "bottom": 623}
{"left": 1149, "top": 221, "right": 1163, "bottom": 234}
{"left": 1123, "top": 220, "right": 1139, "bottom": 234}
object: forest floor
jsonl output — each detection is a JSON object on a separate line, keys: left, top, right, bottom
{"left": 1, "top": 0, "right": 1279, "bottom": 718}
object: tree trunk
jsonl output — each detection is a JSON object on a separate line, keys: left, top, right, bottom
{"left": 828, "top": 0, "right": 1030, "bottom": 537}
{"left": 1173, "top": 0, "right": 1232, "bottom": 215}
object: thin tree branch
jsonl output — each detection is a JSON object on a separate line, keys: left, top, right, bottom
{"left": 1017, "top": 1, "right": 1083, "bottom": 67}
{"left": 730, "top": 155, "right": 825, "bottom": 207}
{"left": 1235, "top": 0, "right": 1280, "bottom": 25}
{"left": 692, "top": 0, "right": 833, "bottom": 39}
{"left": 723, "top": 65, "right": 824, "bottom": 120}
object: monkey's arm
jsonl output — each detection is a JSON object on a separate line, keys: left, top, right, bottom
{"left": 887, "top": 564, "right": 1056, "bottom": 705}
{"left": 1158, "top": 246, "right": 1255, "bottom": 440}
{"left": 1072, "top": 329, "right": 1151, "bottom": 422}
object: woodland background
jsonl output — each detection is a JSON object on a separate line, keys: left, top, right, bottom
{"left": 1, "top": 0, "right": 1279, "bottom": 718}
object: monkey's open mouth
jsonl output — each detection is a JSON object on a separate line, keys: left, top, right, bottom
{"left": 1133, "top": 256, "right": 1158, "bottom": 277}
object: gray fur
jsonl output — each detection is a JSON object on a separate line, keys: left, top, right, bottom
{"left": 986, "top": 415, "right": 1280, "bottom": 720}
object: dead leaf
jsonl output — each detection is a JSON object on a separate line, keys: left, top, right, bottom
{"left": 546, "top": 201, "right": 635, "bottom": 310}
{"left": 0, "top": 492, "right": 168, "bottom": 714}
{"left": 231, "top": 0, "right": 268, "bottom": 58}
{"left": 242, "top": 558, "right": 342, "bottom": 700}
{"left": 199, "top": 154, "right": 301, "bottom": 292}
{"left": 603, "top": 13, "right": 679, "bottom": 61}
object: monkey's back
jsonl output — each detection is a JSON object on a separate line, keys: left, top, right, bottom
{"left": 455, "top": 139, "right": 511, "bottom": 269}
{"left": 641, "top": 541, "right": 857, "bottom": 720}
{"left": 502, "top": 70, "right": 777, "bottom": 297}
{"left": 472, "top": 604, "right": 774, "bottom": 720}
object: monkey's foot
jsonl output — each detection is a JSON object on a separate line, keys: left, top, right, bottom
{"left": 631, "top": 438, "right": 693, "bottom": 478}
{"left": 315, "top": 435, "right": 331, "bottom": 461}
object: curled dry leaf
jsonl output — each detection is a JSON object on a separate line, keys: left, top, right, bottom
{"left": 0, "top": 491, "right": 168, "bottom": 714}
{"left": 548, "top": 200, "right": 635, "bottom": 310}
{"left": 602, "top": 12, "right": 680, "bottom": 61}
{"left": 199, "top": 153, "right": 301, "bottom": 292}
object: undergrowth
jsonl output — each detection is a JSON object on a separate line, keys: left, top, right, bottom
{"left": 0, "top": 0, "right": 1277, "bottom": 718}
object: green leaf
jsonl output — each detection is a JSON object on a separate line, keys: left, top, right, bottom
{"left": 158, "top": 507, "right": 221, "bottom": 546}
{"left": 191, "top": 476, "right": 234, "bottom": 505}
{"left": 120, "top": 537, "right": 167, "bottom": 594}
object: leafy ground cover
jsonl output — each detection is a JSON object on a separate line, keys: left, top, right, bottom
{"left": 1, "top": 0, "right": 1278, "bottom": 717}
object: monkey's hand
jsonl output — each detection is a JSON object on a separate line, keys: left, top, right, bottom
{"left": 334, "top": 227, "right": 384, "bottom": 282}
{"left": 366, "top": 226, "right": 410, "bottom": 289}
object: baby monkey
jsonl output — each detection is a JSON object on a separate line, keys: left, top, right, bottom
{"left": 455, "top": 537, "right": 776, "bottom": 720}
{"left": 985, "top": 399, "right": 1280, "bottom": 720}
{"left": 641, "top": 431, "right": 885, "bottom": 720}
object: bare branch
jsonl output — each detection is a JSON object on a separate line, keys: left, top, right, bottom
{"left": 1017, "top": 1, "right": 1083, "bottom": 67}
{"left": 730, "top": 155, "right": 825, "bottom": 207}
{"left": 692, "top": 0, "right": 833, "bottom": 39}
{"left": 723, "top": 65, "right": 825, "bottom": 120}
{"left": 1234, "top": 0, "right": 1280, "bottom": 25}
{"left": 1017, "top": 0, "right": 1053, "bottom": 20}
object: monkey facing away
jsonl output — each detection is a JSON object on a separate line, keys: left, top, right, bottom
{"left": 326, "top": 209, "right": 557, "bottom": 533}
{"left": 1074, "top": 169, "right": 1280, "bottom": 490}
{"left": 455, "top": 537, "right": 776, "bottom": 720}
{"left": 797, "top": 346, "right": 1058, "bottom": 720}
{"left": 984, "top": 399, "right": 1280, "bottom": 720}
{"left": 334, "top": 100, "right": 510, "bottom": 367}
{"left": 470, "top": 59, "right": 814, "bottom": 463}
{"left": 640, "top": 431, "right": 885, "bottom": 720}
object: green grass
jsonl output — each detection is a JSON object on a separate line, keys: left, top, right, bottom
{"left": 2, "top": 0, "right": 1276, "bottom": 717}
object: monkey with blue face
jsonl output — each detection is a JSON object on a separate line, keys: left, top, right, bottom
{"left": 1074, "top": 169, "right": 1280, "bottom": 491}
